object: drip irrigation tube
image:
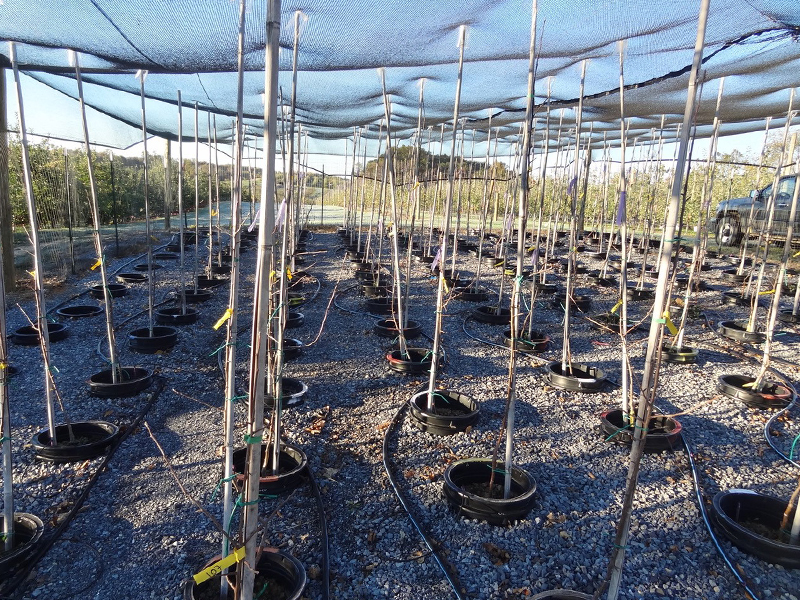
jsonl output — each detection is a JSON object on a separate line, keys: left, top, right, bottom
{"left": 682, "top": 433, "right": 764, "bottom": 600}
{"left": 306, "top": 465, "right": 331, "bottom": 600}
{"left": 381, "top": 397, "right": 467, "bottom": 600}
{"left": 0, "top": 377, "right": 167, "bottom": 598}
{"left": 460, "top": 315, "right": 550, "bottom": 364}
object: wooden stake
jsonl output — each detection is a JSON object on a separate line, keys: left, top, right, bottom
{"left": 74, "top": 52, "right": 120, "bottom": 384}
{"left": 9, "top": 42, "right": 58, "bottom": 446}
{"left": 239, "top": 1, "right": 280, "bottom": 597}
{"left": 426, "top": 24, "right": 468, "bottom": 408}
{"left": 603, "top": 0, "right": 711, "bottom": 595}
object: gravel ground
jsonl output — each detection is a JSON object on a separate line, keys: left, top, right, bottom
{"left": 1, "top": 228, "right": 799, "bottom": 600}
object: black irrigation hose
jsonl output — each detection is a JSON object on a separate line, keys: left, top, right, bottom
{"left": 0, "top": 376, "right": 167, "bottom": 598}
{"left": 681, "top": 433, "right": 764, "bottom": 600}
{"left": 678, "top": 315, "right": 800, "bottom": 598}
{"left": 306, "top": 465, "right": 331, "bottom": 600}
{"left": 381, "top": 397, "right": 467, "bottom": 600}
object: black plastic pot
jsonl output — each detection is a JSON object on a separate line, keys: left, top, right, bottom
{"left": 721, "top": 291, "right": 758, "bottom": 307}
{"left": 711, "top": 489, "right": 800, "bottom": 569}
{"left": 472, "top": 305, "right": 511, "bottom": 325}
{"left": 0, "top": 513, "right": 44, "bottom": 580}
{"left": 716, "top": 374, "right": 793, "bottom": 409}
{"left": 134, "top": 263, "right": 161, "bottom": 271}
{"left": 546, "top": 362, "right": 606, "bottom": 392}
{"left": 537, "top": 282, "right": 559, "bottom": 295}
{"left": 501, "top": 329, "right": 549, "bottom": 353}
{"left": 31, "top": 421, "right": 119, "bottom": 463}
{"left": 285, "top": 311, "right": 305, "bottom": 329}
{"left": 231, "top": 444, "right": 308, "bottom": 495}
{"left": 210, "top": 264, "right": 231, "bottom": 275}
{"left": 90, "top": 283, "right": 128, "bottom": 299}
{"left": 346, "top": 249, "right": 364, "bottom": 261}
{"left": 184, "top": 549, "right": 307, "bottom": 600}
{"left": 12, "top": 322, "right": 69, "bottom": 346}
{"left": 129, "top": 326, "right": 179, "bottom": 353}
{"left": 675, "top": 276, "right": 707, "bottom": 291}
{"left": 721, "top": 269, "right": 749, "bottom": 284}
{"left": 587, "top": 271, "right": 616, "bottom": 287}
{"left": 155, "top": 307, "right": 199, "bottom": 325}
{"left": 89, "top": 367, "right": 153, "bottom": 397}
{"left": 408, "top": 389, "right": 479, "bottom": 436}
{"left": 385, "top": 348, "right": 439, "bottom": 374}
{"left": 355, "top": 268, "right": 377, "bottom": 282}
{"left": 779, "top": 309, "right": 800, "bottom": 324}
{"left": 452, "top": 284, "right": 489, "bottom": 302}
{"left": 589, "top": 312, "right": 621, "bottom": 333}
{"left": 626, "top": 285, "right": 655, "bottom": 301}
{"left": 374, "top": 319, "right": 422, "bottom": 340}
{"left": 117, "top": 272, "right": 147, "bottom": 284}
{"left": 717, "top": 320, "right": 765, "bottom": 344}
{"left": 196, "top": 275, "right": 228, "bottom": 289}
{"left": 182, "top": 289, "right": 213, "bottom": 303}
{"left": 442, "top": 458, "right": 536, "bottom": 525}
{"left": 531, "top": 592, "right": 592, "bottom": 600}
{"left": 55, "top": 305, "right": 103, "bottom": 319}
{"left": 153, "top": 252, "right": 178, "bottom": 260}
{"left": 599, "top": 409, "right": 682, "bottom": 452}
{"left": 661, "top": 344, "right": 699, "bottom": 364}
{"left": 283, "top": 338, "right": 304, "bottom": 361}
{"left": 414, "top": 254, "right": 435, "bottom": 264}
{"left": 365, "top": 297, "right": 394, "bottom": 315}
{"left": 362, "top": 284, "right": 390, "bottom": 298}
{"left": 552, "top": 294, "right": 591, "bottom": 313}
{"left": 264, "top": 377, "right": 308, "bottom": 409}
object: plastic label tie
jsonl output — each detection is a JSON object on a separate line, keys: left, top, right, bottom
{"left": 90, "top": 257, "right": 103, "bottom": 271}
{"left": 213, "top": 308, "right": 233, "bottom": 330}
{"left": 610, "top": 299, "right": 623, "bottom": 314}
{"left": 243, "top": 433, "right": 262, "bottom": 445}
{"left": 192, "top": 546, "right": 246, "bottom": 584}
{"left": 662, "top": 310, "right": 678, "bottom": 335}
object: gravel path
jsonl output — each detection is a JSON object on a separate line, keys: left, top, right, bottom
{"left": 1, "top": 229, "right": 799, "bottom": 600}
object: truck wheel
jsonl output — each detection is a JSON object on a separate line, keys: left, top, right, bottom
{"left": 716, "top": 216, "right": 742, "bottom": 246}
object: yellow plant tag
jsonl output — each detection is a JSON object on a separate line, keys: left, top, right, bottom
{"left": 213, "top": 308, "right": 233, "bottom": 330}
{"left": 212, "top": 210, "right": 218, "bottom": 217}
{"left": 192, "top": 546, "right": 247, "bottom": 584}
{"left": 662, "top": 310, "right": 678, "bottom": 335}
{"left": 90, "top": 258, "right": 102, "bottom": 271}
{"left": 286, "top": 268, "right": 293, "bottom": 281}
{"left": 610, "top": 299, "right": 623, "bottom": 314}
{"left": 758, "top": 289, "right": 775, "bottom": 295}
{"left": 27, "top": 270, "right": 36, "bottom": 279}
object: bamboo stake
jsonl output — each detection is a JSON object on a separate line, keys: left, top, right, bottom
{"left": 603, "top": 0, "right": 711, "bottom": 596}
{"left": 747, "top": 95, "right": 795, "bottom": 334}
{"left": 502, "top": 0, "right": 537, "bottom": 500}
{"left": 426, "top": 25, "right": 467, "bottom": 409}
{"left": 1, "top": 212, "right": 12, "bottom": 552}
{"left": 73, "top": 52, "right": 120, "bottom": 384}
{"left": 193, "top": 103, "right": 200, "bottom": 292}
{"left": 676, "top": 79, "right": 724, "bottom": 347}
{"left": 753, "top": 128, "right": 800, "bottom": 392}
{"left": 207, "top": 111, "right": 214, "bottom": 275}
{"left": 239, "top": 0, "right": 280, "bottom": 597}
{"left": 379, "top": 71, "right": 409, "bottom": 358}
{"left": 560, "top": 60, "right": 587, "bottom": 373}
{"left": 9, "top": 42, "right": 58, "bottom": 446}
{"left": 220, "top": 4, "right": 247, "bottom": 597}
{"left": 177, "top": 94, "right": 187, "bottom": 315}
{"left": 617, "top": 44, "right": 631, "bottom": 424}
{"left": 137, "top": 72, "right": 155, "bottom": 335}
{"left": 736, "top": 118, "right": 771, "bottom": 275}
